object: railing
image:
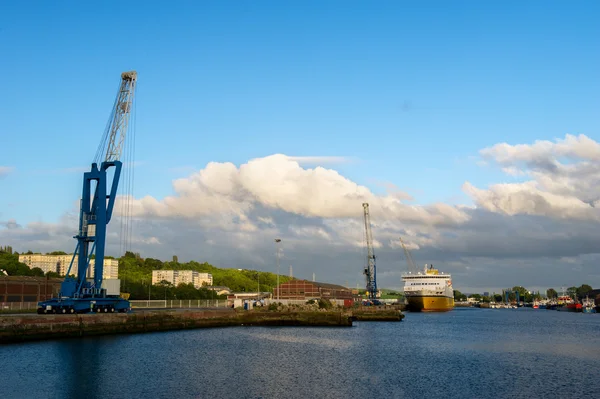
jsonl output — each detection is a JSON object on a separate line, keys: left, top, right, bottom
{"left": 1, "top": 302, "right": 38, "bottom": 311}
{"left": 129, "top": 299, "right": 228, "bottom": 309}
{"left": 264, "top": 299, "right": 347, "bottom": 306}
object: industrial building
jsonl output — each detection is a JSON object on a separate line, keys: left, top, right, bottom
{"left": 273, "top": 280, "right": 353, "bottom": 300}
{"left": 151, "top": 270, "right": 213, "bottom": 289}
{"left": 18, "top": 253, "right": 119, "bottom": 280}
{"left": 0, "top": 276, "right": 64, "bottom": 303}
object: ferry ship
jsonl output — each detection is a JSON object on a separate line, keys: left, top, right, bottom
{"left": 402, "top": 264, "right": 454, "bottom": 312}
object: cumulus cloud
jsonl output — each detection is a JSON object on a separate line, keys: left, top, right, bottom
{"left": 464, "top": 134, "right": 600, "bottom": 221}
{"left": 4, "top": 139, "right": 600, "bottom": 292}
{"left": 127, "top": 154, "right": 469, "bottom": 227}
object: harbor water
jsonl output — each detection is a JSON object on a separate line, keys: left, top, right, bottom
{"left": 2, "top": 308, "right": 599, "bottom": 398}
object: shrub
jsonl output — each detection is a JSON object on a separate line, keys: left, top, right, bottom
{"left": 318, "top": 299, "right": 333, "bottom": 309}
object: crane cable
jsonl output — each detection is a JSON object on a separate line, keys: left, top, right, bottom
{"left": 118, "top": 82, "right": 137, "bottom": 257}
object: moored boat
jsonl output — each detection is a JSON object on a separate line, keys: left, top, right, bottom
{"left": 402, "top": 264, "right": 454, "bottom": 312}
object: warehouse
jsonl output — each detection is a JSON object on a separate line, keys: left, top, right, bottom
{"left": 0, "top": 276, "right": 63, "bottom": 303}
{"left": 274, "top": 280, "right": 353, "bottom": 300}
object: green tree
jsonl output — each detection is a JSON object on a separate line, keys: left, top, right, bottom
{"left": 546, "top": 288, "right": 557, "bottom": 299}
{"left": 0, "top": 251, "right": 35, "bottom": 276}
{"left": 576, "top": 284, "right": 593, "bottom": 299}
{"left": 30, "top": 267, "right": 45, "bottom": 277}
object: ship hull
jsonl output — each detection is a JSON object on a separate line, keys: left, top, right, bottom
{"left": 406, "top": 296, "right": 454, "bottom": 312}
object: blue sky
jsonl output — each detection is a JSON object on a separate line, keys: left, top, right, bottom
{"left": 2, "top": 1, "right": 599, "bottom": 225}
{"left": 1, "top": 1, "right": 600, "bottom": 291}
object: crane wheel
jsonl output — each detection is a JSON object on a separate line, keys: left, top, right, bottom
{"left": 104, "top": 307, "right": 108, "bottom": 313}
{"left": 61, "top": 308, "right": 66, "bottom": 314}
{"left": 110, "top": 307, "right": 115, "bottom": 313}
{"left": 70, "top": 308, "right": 75, "bottom": 314}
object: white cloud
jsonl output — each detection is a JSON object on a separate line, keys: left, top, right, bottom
{"left": 465, "top": 134, "right": 600, "bottom": 221}
{"left": 5, "top": 139, "right": 600, "bottom": 292}
{"left": 127, "top": 154, "right": 469, "bottom": 227}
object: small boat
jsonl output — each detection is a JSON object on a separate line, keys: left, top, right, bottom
{"left": 582, "top": 295, "right": 597, "bottom": 313}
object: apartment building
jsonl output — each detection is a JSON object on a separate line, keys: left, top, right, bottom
{"left": 152, "top": 270, "right": 178, "bottom": 286}
{"left": 19, "top": 254, "right": 119, "bottom": 280}
{"left": 151, "top": 270, "right": 213, "bottom": 289}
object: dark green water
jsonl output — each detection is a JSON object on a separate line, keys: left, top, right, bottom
{"left": 2, "top": 308, "right": 599, "bottom": 398}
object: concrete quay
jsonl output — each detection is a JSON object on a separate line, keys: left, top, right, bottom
{"left": 0, "top": 306, "right": 406, "bottom": 344}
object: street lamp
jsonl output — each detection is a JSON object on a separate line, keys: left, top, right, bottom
{"left": 275, "top": 238, "right": 282, "bottom": 301}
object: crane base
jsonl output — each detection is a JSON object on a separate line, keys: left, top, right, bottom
{"left": 37, "top": 297, "right": 131, "bottom": 314}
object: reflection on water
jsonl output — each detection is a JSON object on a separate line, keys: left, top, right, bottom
{"left": 1, "top": 308, "right": 599, "bottom": 398}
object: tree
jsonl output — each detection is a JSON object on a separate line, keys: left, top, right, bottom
{"left": 30, "top": 267, "right": 45, "bottom": 277}
{"left": 547, "top": 288, "right": 557, "bottom": 299}
{"left": 0, "top": 245, "right": 13, "bottom": 254}
{"left": 453, "top": 290, "right": 467, "bottom": 301}
{"left": 567, "top": 286, "right": 578, "bottom": 298}
{"left": 576, "top": 284, "right": 593, "bottom": 299}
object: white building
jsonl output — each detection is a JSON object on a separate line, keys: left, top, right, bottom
{"left": 151, "top": 270, "right": 213, "bottom": 289}
{"left": 19, "top": 254, "right": 118, "bottom": 280}
{"left": 197, "top": 273, "right": 213, "bottom": 287}
{"left": 152, "top": 270, "right": 178, "bottom": 286}
{"left": 87, "top": 259, "right": 119, "bottom": 280}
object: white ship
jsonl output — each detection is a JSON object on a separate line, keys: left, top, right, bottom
{"left": 402, "top": 264, "right": 454, "bottom": 312}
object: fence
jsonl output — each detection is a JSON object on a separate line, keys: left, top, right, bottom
{"left": 1, "top": 302, "right": 38, "bottom": 311}
{"left": 129, "top": 299, "right": 228, "bottom": 309}
{"left": 0, "top": 300, "right": 229, "bottom": 311}
{"left": 263, "top": 299, "right": 347, "bottom": 307}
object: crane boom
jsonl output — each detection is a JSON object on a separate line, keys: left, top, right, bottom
{"left": 362, "top": 203, "right": 378, "bottom": 300}
{"left": 399, "top": 237, "right": 418, "bottom": 273}
{"left": 104, "top": 71, "right": 137, "bottom": 162}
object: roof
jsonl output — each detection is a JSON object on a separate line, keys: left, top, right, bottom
{"left": 284, "top": 280, "right": 350, "bottom": 291}
{"left": 0, "top": 275, "right": 64, "bottom": 283}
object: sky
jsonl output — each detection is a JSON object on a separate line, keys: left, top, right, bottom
{"left": 1, "top": 1, "right": 599, "bottom": 294}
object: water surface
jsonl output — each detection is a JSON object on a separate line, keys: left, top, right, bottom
{"left": 2, "top": 308, "right": 598, "bottom": 398}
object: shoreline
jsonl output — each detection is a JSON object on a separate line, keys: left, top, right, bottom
{"left": 0, "top": 308, "right": 404, "bottom": 344}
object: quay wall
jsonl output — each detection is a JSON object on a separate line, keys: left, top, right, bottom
{"left": 0, "top": 309, "right": 355, "bottom": 344}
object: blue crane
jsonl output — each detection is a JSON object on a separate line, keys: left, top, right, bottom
{"left": 37, "top": 71, "right": 137, "bottom": 314}
{"left": 504, "top": 289, "right": 521, "bottom": 306}
{"left": 362, "top": 202, "right": 379, "bottom": 303}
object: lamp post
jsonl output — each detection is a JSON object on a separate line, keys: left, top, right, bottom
{"left": 275, "top": 238, "right": 282, "bottom": 300}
